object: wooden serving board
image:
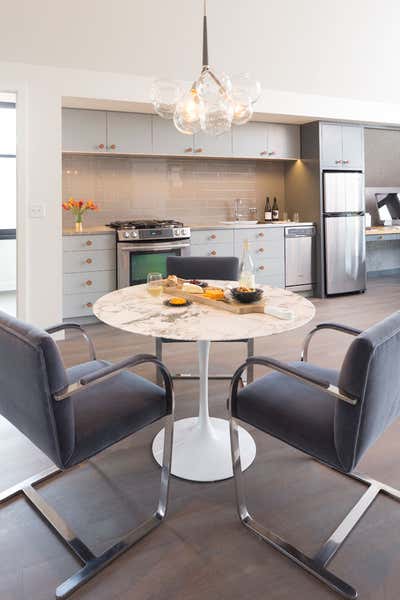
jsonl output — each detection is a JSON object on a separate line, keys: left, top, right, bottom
{"left": 163, "top": 287, "right": 266, "bottom": 314}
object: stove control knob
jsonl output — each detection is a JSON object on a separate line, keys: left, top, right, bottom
{"left": 131, "top": 230, "right": 138, "bottom": 238}
{"left": 123, "top": 231, "right": 130, "bottom": 239}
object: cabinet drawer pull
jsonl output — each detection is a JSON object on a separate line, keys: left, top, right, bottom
{"left": 257, "top": 247, "right": 264, "bottom": 253}
{"left": 209, "top": 234, "right": 217, "bottom": 240}
{"left": 257, "top": 232, "right": 265, "bottom": 238}
{"left": 86, "top": 280, "right": 93, "bottom": 286}
{"left": 257, "top": 265, "right": 265, "bottom": 271}
{"left": 184, "top": 147, "right": 193, "bottom": 153}
{"left": 209, "top": 250, "right": 217, "bottom": 256}
{"left": 195, "top": 148, "right": 203, "bottom": 153}
{"left": 268, "top": 151, "right": 276, "bottom": 156}
{"left": 343, "top": 160, "right": 350, "bottom": 164}
{"left": 335, "top": 159, "right": 342, "bottom": 164}
{"left": 86, "top": 240, "right": 93, "bottom": 246}
{"left": 109, "top": 144, "right": 116, "bottom": 150}
{"left": 260, "top": 150, "right": 267, "bottom": 156}
{"left": 86, "top": 302, "right": 93, "bottom": 308}
{"left": 97, "top": 144, "right": 105, "bottom": 150}
{"left": 86, "top": 258, "right": 93, "bottom": 264}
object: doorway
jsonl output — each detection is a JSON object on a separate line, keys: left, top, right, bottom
{"left": 0, "top": 94, "right": 16, "bottom": 316}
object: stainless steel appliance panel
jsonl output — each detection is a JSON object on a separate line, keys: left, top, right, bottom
{"left": 324, "top": 215, "right": 366, "bottom": 294}
{"left": 285, "top": 227, "right": 315, "bottom": 290}
{"left": 323, "top": 172, "right": 364, "bottom": 214}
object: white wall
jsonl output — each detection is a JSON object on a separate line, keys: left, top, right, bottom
{"left": 1, "top": 0, "right": 400, "bottom": 105}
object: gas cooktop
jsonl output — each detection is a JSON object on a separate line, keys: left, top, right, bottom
{"left": 107, "top": 219, "right": 184, "bottom": 230}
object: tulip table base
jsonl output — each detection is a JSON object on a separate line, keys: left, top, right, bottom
{"left": 152, "top": 340, "right": 256, "bottom": 482}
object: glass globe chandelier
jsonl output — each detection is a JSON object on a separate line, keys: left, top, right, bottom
{"left": 150, "top": 0, "right": 261, "bottom": 136}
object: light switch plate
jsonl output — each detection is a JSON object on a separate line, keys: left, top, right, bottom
{"left": 30, "top": 204, "right": 46, "bottom": 219}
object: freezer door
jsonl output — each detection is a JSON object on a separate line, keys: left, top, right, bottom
{"left": 325, "top": 215, "right": 366, "bottom": 294}
{"left": 324, "top": 172, "right": 364, "bottom": 213}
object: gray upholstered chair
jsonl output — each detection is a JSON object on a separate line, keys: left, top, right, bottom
{"left": 155, "top": 256, "right": 254, "bottom": 384}
{"left": 0, "top": 310, "right": 174, "bottom": 599}
{"left": 229, "top": 312, "right": 400, "bottom": 599}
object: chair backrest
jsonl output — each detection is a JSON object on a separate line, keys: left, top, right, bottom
{"left": 0, "top": 311, "right": 74, "bottom": 468}
{"left": 335, "top": 311, "right": 400, "bottom": 472}
{"left": 167, "top": 256, "right": 239, "bottom": 281}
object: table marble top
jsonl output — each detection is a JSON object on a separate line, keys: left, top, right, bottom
{"left": 94, "top": 282, "right": 315, "bottom": 342}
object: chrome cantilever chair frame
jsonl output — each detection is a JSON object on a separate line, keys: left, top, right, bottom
{"left": 229, "top": 322, "right": 400, "bottom": 600}
{"left": 0, "top": 323, "right": 175, "bottom": 600}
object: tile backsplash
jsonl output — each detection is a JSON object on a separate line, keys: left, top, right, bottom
{"left": 62, "top": 155, "right": 286, "bottom": 227}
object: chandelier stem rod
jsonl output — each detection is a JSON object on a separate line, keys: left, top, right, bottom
{"left": 202, "top": 0, "right": 209, "bottom": 67}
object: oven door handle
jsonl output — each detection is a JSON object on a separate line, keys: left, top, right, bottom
{"left": 118, "top": 242, "right": 191, "bottom": 252}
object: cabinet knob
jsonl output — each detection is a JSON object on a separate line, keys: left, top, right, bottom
{"left": 97, "top": 144, "right": 105, "bottom": 150}
{"left": 209, "top": 234, "right": 217, "bottom": 240}
{"left": 257, "top": 247, "right": 264, "bottom": 253}
{"left": 343, "top": 160, "right": 350, "bottom": 164}
{"left": 260, "top": 150, "right": 267, "bottom": 156}
{"left": 268, "top": 151, "right": 276, "bottom": 156}
{"left": 184, "top": 147, "right": 193, "bottom": 153}
{"left": 86, "top": 302, "right": 93, "bottom": 308}
{"left": 257, "top": 265, "right": 265, "bottom": 271}
{"left": 86, "top": 258, "right": 93, "bottom": 264}
{"left": 86, "top": 240, "right": 93, "bottom": 246}
{"left": 209, "top": 250, "right": 217, "bottom": 256}
{"left": 195, "top": 148, "right": 203, "bottom": 153}
{"left": 109, "top": 144, "right": 116, "bottom": 150}
{"left": 257, "top": 232, "right": 264, "bottom": 238}
{"left": 335, "top": 159, "right": 342, "bottom": 164}
{"left": 86, "top": 280, "right": 93, "bottom": 286}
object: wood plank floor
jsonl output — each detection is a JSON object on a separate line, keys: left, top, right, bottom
{"left": 1, "top": 274, "right": 400, "bottom": 600}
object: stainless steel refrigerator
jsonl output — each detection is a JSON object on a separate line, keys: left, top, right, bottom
{"left": 323, "top": 171, "right": 366, "bottom": 295}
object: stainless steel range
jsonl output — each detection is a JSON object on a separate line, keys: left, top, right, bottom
{"left": 107, "top": 220, "right": 191, "bottom": 288}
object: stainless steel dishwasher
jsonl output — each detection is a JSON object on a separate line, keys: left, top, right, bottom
{"left": 285, "top": 226, "right": 316, "bottom": 292}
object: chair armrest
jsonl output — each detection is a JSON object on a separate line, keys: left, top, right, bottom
{"left": 301, "top": 322, "right": 362, "bottom": 363}
{"left": 46, "top": 323, "right": 96, "bottom": 361}
{"left": 54, "top": 353, "right": 174, "bottom": 413}
{"left": 229, "top": 355, "right": 357, "bottom": 411}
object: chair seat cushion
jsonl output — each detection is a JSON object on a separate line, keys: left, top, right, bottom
{"left": 64, "top": 360, "right": 166, "bottom": 467}
{"left": 234, "top": 362, "right": 342, "bottom": 469}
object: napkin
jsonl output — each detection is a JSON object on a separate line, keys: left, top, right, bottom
{"left": 264, "top": 306, "right": 294, "bottom": 320}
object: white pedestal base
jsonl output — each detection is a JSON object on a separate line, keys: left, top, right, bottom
{"left": 152, "top": 417, "right": 256, "bottom": 482}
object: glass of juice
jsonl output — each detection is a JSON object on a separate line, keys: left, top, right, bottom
{"left": 147, "top": 272, "right": 163, "bottom": 299}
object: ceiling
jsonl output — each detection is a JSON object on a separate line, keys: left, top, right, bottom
{"left": 1, "top": 0, "right": 400, "bottom": 106}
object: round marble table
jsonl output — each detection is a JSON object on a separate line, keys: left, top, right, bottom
{"left": 94, "top": 282, "right": 315, "bottom": 483}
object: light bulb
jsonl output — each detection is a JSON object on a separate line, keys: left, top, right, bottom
{"left": 231, "top": 90, "right": 253, "bottom": 125}
{"left": 231, "top": 73, "right": 261, "bottom": 104}
{"left": 173, "top": 87, "right": 203, "bottom": 135}
{"left": 150, "top": 79, "right": 182, "bottom": 119}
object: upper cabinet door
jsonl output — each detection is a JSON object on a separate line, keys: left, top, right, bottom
{"left": 152, "top": 117, "right": 194, "bottom": 156}
{"left": 193, "top": 131, "right": 232, "bottom": 157}
{"left": 267, "top": 124, "right": 300, "bottom": 159}
{"left": 62, "top": 109, "right": 107, "bottom": 152}
{"left": 341, "top": 125, "right": 364, "bottom": 170}
{"left": 107, "top": 112, "right": 152, "bottom": 154}
{"left": 320, "top": 123, "right": 343, "bottom": 168}
{"left": 232, "top": 122, "right": 268, "bottom": 158}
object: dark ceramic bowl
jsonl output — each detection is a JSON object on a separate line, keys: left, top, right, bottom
{"left": 231, "top": 287, "right": 264, "bottom": 304}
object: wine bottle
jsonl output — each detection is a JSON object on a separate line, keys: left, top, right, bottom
{"left": 239, "top": 240, "right": 255, "bottom": 288}
{"left": 264, "top": 196, "right": 272, "bottom": 222}
{"left": 272, "top": 197, "right": 279, "bottom": 221}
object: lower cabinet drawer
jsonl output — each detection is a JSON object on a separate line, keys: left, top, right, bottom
{"left": 191, "top": 229, "right": 234, "bottom": 246}
{"left": 63, "top": 291, "right": 107, "bottom": 319}
{"left": 64, "top": 250, "right": 116, "bottom": 273}
{"left": 256, "top": 272, "right": 285, "bottom": 288}
{"left": 190, "top": 243, "right": 234, "bottom": 257}
{"left": 64, "top": 270, "right": 116, "bottom": 294}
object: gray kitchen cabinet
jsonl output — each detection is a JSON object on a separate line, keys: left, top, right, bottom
{"left": 232, "top": 122, "right": 267, "bottom": 158}
{"left": 62, "top": 108, "right": 107, "bottom": 153}
{"left": 152, "top": 117, "right": 194, "bottom": 156}
{"left": 193, "top": 131, "right": 232, "bottom": 157}
{"left": 320, "top": 123, "right": 364, "bottom": 170}
{"left": 107, "top": 112, "right": 152, "bottom": 154}
{"left": 268, "top": 123, "right": 300, "bottom": 159}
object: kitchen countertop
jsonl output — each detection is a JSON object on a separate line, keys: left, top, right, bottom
{"left": 366, "top": 226, "right": 400, "bottom": 236}
{"left": 189, "top": 221, "right": 313, "bottom": 230}
{"left": 63, "top": 226, "right": 114, "bottom": 236}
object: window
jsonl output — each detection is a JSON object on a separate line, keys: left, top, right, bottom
{"left": 0, "top": 103, "right": 16, "bottom": 231}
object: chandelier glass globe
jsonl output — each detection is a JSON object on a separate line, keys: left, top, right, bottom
{"left": 173, "top": 88, "right": 203, "bottom": 135}
{"left": 150, "top": 79, "right": 182, "bottom": 120}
